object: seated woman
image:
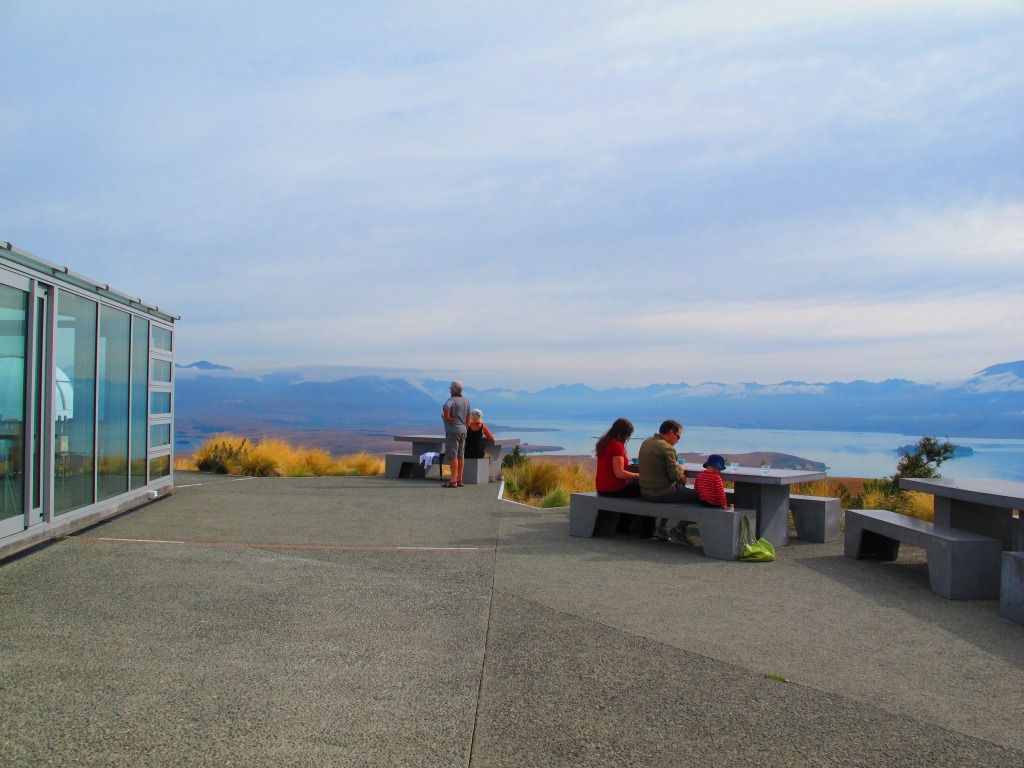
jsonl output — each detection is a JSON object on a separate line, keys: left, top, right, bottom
{"left": 595, "top": 417, "right": 641, "bottom": 497}
{"left": 465, "top": 408, "right": 496, "bottom": 460}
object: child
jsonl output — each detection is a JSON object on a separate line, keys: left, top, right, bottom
{"left": 694, "top": 454, "right": 734, "bottom": 510}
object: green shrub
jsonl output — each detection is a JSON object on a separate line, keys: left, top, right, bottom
{"left": 541, "top": 487, "right": 571, "bottom": 508}
{"left": 501, "top": 445, "right": 529, "bottom": 470}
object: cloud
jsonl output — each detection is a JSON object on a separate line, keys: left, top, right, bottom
{"left": 2, "top": 2, "right": 1022, "bottom": 391}
{"left": 963, "top": 373, "right": 1024, "bottom": 394}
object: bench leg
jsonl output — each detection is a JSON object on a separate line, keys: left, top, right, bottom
{"left": 927, "top": 539, "right": 1002, "bottom": 600}
{"left": 699, "top": 510, "right": 750, "bottom": 560}
{"left": 384, "top": 454, "right": 404, "bottom": 479}
{"left": 1000, "top": 552, "right": 1024, "bottom": 624}
{"left": 845, "top": 520, "right": 901, "bottom": 561}
{"left": 791, "top": 500, "right": 841, "bottom": 543}
{"left": 569, "top": 500, "right": 600, "bottom": 537}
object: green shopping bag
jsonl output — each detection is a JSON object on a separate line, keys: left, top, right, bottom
{"left": 739, "top": 515, "right": 776, "bottom": 562}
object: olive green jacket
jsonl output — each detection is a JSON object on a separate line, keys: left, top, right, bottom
{"left": 638, "top": 434, "right": 685, "bottom": 499}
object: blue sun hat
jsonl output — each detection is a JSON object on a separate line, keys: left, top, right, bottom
{"left": 703, "top": 454, "right": 727, "bottom": 471}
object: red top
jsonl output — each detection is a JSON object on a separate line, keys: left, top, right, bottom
{"left": 695, "top": 469, "right": 728, "bottom": 508}
{"left": 595, "top": 439, "right": 629, "bottom": 492}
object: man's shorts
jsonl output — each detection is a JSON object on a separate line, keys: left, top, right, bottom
{"left": 445, "top": 430, "right": 467, "bottom": 459}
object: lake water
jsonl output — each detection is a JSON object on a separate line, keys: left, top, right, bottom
{"left": 494, "top": 418, "right": 1024, "bottom": 483}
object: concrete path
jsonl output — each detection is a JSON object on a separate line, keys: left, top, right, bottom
{"left": 1, "top": 473, "right": 1021, "bottom": 766}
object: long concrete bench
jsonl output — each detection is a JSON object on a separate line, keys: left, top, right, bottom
{"left": 789, "top": 494, "right": 841, "bottom": 542}
{"left": 844, "top": 508, "right": 1002, "bottom": 599}
{"left": 384, "top": 454, "right": 490, "bottom": 484}
{"left": 569, "top": 492, "right": 755, "bottom": 561}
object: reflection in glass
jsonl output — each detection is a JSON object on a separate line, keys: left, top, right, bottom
{"left": 152, "top": 359, "right": 171, "bottom": 382}
{"left": 149, "top": 454, "right": 170, "bottom": 480}
{"left": 55, "top": 291, "right": 96, "bottom": 515}
{"left": 0, "top": 284, "right": 27, "bottom": 525}
{"left": 152, "top": 325, "right": 172, "bottom": 351}
{"left": 130, "top": 317, "right": 148, "bottom": 489}
{"left": 150, "top": 424, "right": 171, "bottom": 447}
{"left": 150, "top": 392, "right": 171, "bottom": 414}
{"left": 98, "top": 306, "right": 130, "bottom": 501}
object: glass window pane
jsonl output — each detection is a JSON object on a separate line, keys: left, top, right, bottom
{"left": 55, "top": 291, "right": 96, "bottom": 515}
{"left": 97, "top": 306, "right": 130, "bottom": 501}
{"left": 151, "top": 359, "right": 171, "bottom": 383}
{"left": 130, "top": 317, "right": 149, "bottom": 489}
{"left": 151, "top": 325, "right": 172, "bottom": 351}
{"left": 0, "top": 283, "right": 28, "bottom": 525}
{"left": 150, "top": 392, "right": 171, "bottom": 414}
{"left": 149, "top": 424, "right": 171, "bottom": 447}
{"left": 149, "top": 454, "right": 170, "bottom": 480}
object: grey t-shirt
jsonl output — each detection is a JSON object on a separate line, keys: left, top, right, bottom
{"left": 443, "top": 395, "right": 470, "bottom": 432}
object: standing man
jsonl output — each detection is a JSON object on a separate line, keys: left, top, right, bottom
{"left": 638, "top": 419, "right": 697, "bottom": 544}
{"left": 441, "top": 380, "right": 471, "bottom": 487}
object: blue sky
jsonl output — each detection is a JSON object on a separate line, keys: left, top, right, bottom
{"left": 3, "top": 1, "right": 1023, "bottom": 389}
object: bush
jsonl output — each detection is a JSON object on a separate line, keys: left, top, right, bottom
{"left": 506, "top": 461, "right": 561, "bottom": 499}
{"left": 501, "top": 445, "right": 529, "bottom": 470}
{"left": 503, "top": 460, "right": 595, "bottom": 506}
{"left": 186, "top": 434, "right": 384, "bottom": 477}
{"left": 194, "top": 435, "right": 250, "bottom": 474}
{"left": 790, "top": 478, "right": 852, "bottom": 507}
{"left": 333, "top": 452, "right": 385, "bottom": 476}
{"left": 541, "top": 487, "right": 571, "bottom": 508}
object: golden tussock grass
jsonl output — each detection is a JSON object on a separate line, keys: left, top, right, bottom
{"left": 503, "top": 460, "right": 594, "bottom": 507}
{"left": 179, "top": 434, "right": 384, "bottom": 477}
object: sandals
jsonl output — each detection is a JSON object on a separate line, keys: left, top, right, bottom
{"left": 441, "top": 481, "right": 464, "bottom": 488}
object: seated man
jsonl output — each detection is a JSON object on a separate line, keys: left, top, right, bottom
{"left": 638, "top": 419, "right": 698, "bottom": 544}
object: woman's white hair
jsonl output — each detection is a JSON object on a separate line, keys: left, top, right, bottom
{"left": 470, "top": 408, "right": 483, "bottom": 421}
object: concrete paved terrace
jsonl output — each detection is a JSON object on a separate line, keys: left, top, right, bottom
{"left": 2, "top": 472, "right": 1023, "bottom": 767}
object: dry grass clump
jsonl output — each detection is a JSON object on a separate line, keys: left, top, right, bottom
{"left": 859, "top": 485, "right": 933, "bottom": 521}
{"left": 182, "top": 434, "right": 384, "bottom": 477}
{"left": 790, "top": 478, "right": 853, "bottom": 506}
{"left": 503, "top": 459, "right": 594, "bottom": 507}
{"left": 333, "top": 452, "right": 385, "bottom": 476}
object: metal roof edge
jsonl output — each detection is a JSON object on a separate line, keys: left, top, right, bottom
{"left": 1, "top": 240, "right": 180, "bottom": 323}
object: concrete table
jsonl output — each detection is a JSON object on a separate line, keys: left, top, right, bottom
{"left": 899, "top": 477, "right": 1024, "bottom": 620}
{"left": 686, "top": 466, "right": 826, "bottom": 547}
{"left": 899, "top": 477, "right": 1024, "bottom": 551}
{"left": 392, "top": 434, "right": 521, "bottom": 482}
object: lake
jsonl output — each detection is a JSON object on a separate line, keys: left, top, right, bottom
{"left": 494, "top": 418, "right": 1024, "bottom": 483}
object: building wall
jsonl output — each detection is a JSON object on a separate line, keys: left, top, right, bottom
{"left": 0, "top": 244, "right": 176, "bottom": 559}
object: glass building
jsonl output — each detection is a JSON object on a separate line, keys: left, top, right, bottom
{"left": 0, "top": 241, "right": 176, "bottom": 558}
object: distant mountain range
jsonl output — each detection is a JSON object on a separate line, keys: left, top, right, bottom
{"left": 173, "top": 360, "right": 1024, "bottom": 441}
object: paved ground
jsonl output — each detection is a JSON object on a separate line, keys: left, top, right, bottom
{"left": 2, "top": 472, "right": 1022, "bottom": 766}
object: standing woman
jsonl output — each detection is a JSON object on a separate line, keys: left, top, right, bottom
{"left": 595, "top": 417, "right": 641, "bottom": 497}
{"left": 465, "top": 409, "right": 495, "bottom": 460}
{"left": 441, "top": 380, "right": 471, "bottom": 487}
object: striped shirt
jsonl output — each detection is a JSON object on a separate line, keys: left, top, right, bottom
{"left": 694, "top": 469, "right": 728, "bottom": 508}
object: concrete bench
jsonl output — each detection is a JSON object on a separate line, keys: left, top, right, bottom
{"left": 844, "top": 509, "right": 1002, "bottom": 600}
{"left": 383, "top": 453, "right": 490, "bottom": 484}
{"left": 789, "top": 494, "right": 841, "bottom": 542}
{"left": 384, "top": 453, "right": 442, "bottom": 480}
{"left": 999, "top": 551, "right": 1024, "bottom": 625}
{"left": 569, "top": 492, "right": 755, "bottom": 561}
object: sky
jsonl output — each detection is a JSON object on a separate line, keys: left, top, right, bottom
{"left": 2, "top": 1, "right": 1023, "bottom": 390}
